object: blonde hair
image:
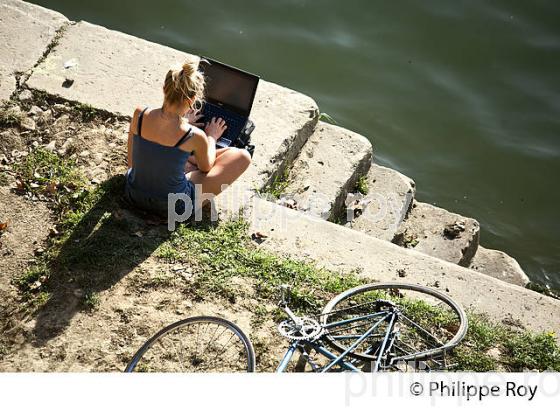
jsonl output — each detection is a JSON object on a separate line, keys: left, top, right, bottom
{"left": 163, "top": 58, "right": 205, "bottom": 107}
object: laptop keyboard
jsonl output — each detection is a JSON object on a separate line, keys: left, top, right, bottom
{"left": 202, "top": 103, "right": 246, "bottom": 144}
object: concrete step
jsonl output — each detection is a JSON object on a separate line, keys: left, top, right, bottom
{"left": 0, "top": 0, "right": 68, "bottom": 102}
{"left": 282, "top": 123, "right": 372, "bottom": 220}
{"left": 245, "top": 197, "right": 560, "bottom": 339}
{"left": 469, "top": 246, "right": 530, "bottom": 287}
{"left": 392, "top": 201, "right": 480, "bottom": 267}
{"left": 346, "top": 163, "right": 415, "bottom": 241}
{"left": 25, "top": 20, "right": 319, "bottom": 191}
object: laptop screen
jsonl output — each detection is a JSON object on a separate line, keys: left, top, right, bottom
{"left": 199, "top": 58, "right": 259, "bottom": 117}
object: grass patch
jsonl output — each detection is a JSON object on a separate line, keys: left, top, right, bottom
{"left": 503, "top": 331, "right": 560, "bottom": 371}
{"left": 453, "top": 314, "right": 560, "bottom": 371}
{"left": 170, "top": 220, "right": 363, "bottom": 312}
{"left": 13, "top": 148, "right": 88, "bottom": 218}
{"left": 155, "top": 243, "right": 181, "bottom": 262}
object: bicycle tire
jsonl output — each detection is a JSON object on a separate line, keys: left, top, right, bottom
{"left": 320, "top": 282, "right": 468, "bottom": 362}
{"left": 125, "top": 316, "right": 256, "bottom": 372}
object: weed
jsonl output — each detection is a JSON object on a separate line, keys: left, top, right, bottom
{"left": 13, "top": 148, "right": 88, "bottom": 218}
{"left": 0, "top": 104, "right": 23, "bottom": 128}
{"left": 0, "top": 172, "right": 9, "bottom": 186}
{"left": 83, "top": 291, "right": 101, "bottom": 310}
{"left": 355, "top": 175, "right": 369, "bottom": 195}
{"left": 155, "top": 243, "right": 181, "bottom": 262}
{"left": 75, "top": 103, "right": 97, "bottom": 122}
{"left": 318, "top": 112, "right": 337, "bottom": 125}
{"left": 261, "top": 166, "right": 291, "bottom": 199}
{"left": 503, "top": 331, "right": 560, "bottom": 371}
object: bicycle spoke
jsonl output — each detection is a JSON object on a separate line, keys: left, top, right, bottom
{"left": 127, "top": 318, "right": 254, "bottom": 373}
{"left": 399, "top": 314, "right": 444, "bottom": 347}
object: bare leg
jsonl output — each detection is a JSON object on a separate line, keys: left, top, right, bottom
{"left": 186, "top": 147, "right": 251, "bottom": 196}
{"left": 184, "top": 148, "right": 230, "bottom": 172}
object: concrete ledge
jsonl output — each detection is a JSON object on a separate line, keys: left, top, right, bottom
{"left": 26, "top": 21, "right": 190, "bottom": 115}
{"left": 394, "top": 201, "right": 480, "bottom": 267}
{"left": 470, "top": 246, "right": 530, "bottom": 287}
{"left": 26, "top": 20, "right": 319, "bottom": 190}
{"left": 284, "top": 123, "right": 372, "bottom": 220}
{"left": 0, "top": 0, "right": 67, "bottom": 101}
{"left": 246, "top": 197, "right": 560, "bottom": 338}
{"left": 347, "top": 163, "right": 416, "bottom": 241}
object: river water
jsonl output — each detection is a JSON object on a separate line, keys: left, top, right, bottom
{"left": 31, "top": 0, "right": 560, "bottom": 289}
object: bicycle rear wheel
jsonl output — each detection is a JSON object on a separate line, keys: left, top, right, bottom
{"left": 320, "top": 282, "right": 467, "bottom": 369}
{"left": 125, "top": 316, "right": 255, "bottom": 372}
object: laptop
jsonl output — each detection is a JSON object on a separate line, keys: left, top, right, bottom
{"left": 198, "top": 57, "right": 260, "bottom": 148}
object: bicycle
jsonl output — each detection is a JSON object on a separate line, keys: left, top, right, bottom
{"left": 125, "top": 282, "right": 468, "bottom": 372}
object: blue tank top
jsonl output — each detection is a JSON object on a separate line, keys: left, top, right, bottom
{"left": 125, "top": 107, "right": 194, "bottom": 205}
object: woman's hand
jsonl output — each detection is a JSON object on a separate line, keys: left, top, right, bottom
{"left": 205, "top": 117, "right": 227, "bottom": 140}
{"left": 184, "top": 108, "right": 204, "bottom": 128}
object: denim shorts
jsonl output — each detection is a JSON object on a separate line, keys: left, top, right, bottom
{"left": 124, "top": 181, "right": 196, "bottom": 217}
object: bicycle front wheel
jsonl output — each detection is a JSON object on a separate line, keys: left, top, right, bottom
{"left": 320, "top": 282, "right": 468, "bottom": 367}
{"left": 125, "top": 316, "right": 256, "bottom": 372}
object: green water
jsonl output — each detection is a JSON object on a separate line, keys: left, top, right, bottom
{"left": 31, "top": 0, "right": 560, "bottom": 289}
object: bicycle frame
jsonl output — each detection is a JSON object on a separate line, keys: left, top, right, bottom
{"left": 276, "top": 310, "right": 397, "bottom": 373}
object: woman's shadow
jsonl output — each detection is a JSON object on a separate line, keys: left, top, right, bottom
{"left": 32, "top": 175, "right": 171, "bottom": 345}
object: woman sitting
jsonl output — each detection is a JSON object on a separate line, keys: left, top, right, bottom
{"left": 125, "top": 58, "right": 252, "bottom": 217}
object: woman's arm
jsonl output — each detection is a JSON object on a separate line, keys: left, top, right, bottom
{"left": 191, "top": 117, "right": 227, "bottom": 172}
{"left": 127, "top": 107, "right": 143, "bottom": 168}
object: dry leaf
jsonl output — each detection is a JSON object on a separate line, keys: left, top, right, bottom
{"left": 15, "top": 177, "right": 24, "bottom": 191}
{"left": 0, "top": 221, "right": 7, "bottom": 232}
{"left": 45, "top": 181, "right": 57, "bottom": 195}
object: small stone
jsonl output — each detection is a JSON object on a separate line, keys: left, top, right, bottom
{"left": 31, "top": 141, "right": 39, "bottom": 148}
{"left": 28, "top": 106, "right": 43, "bottom": 117}
{"left": 20, "top": 117, "right": 36, "bottom": 131}
{"left": 19, "top": 89, "right": 33, "bottom": 101}
{"left": 93, "top": 153, "right": 104, "bottom": 165}
{"left": 58, "top": 137, "right": 74, "bottom": 155}
{"left": 53, "top": 114, "right": 71, "bottom": 127}
{"left": 30, "top": 281, "right": 42, "bottom": 290}
{"left": 79, "top": 150, "right": 90, "bottom": 158}
{"left": 40, "top": 109, "right": 53, "bottom": 124}
{"left": 44, "top": 140, "right": 57, "bottom": 152}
